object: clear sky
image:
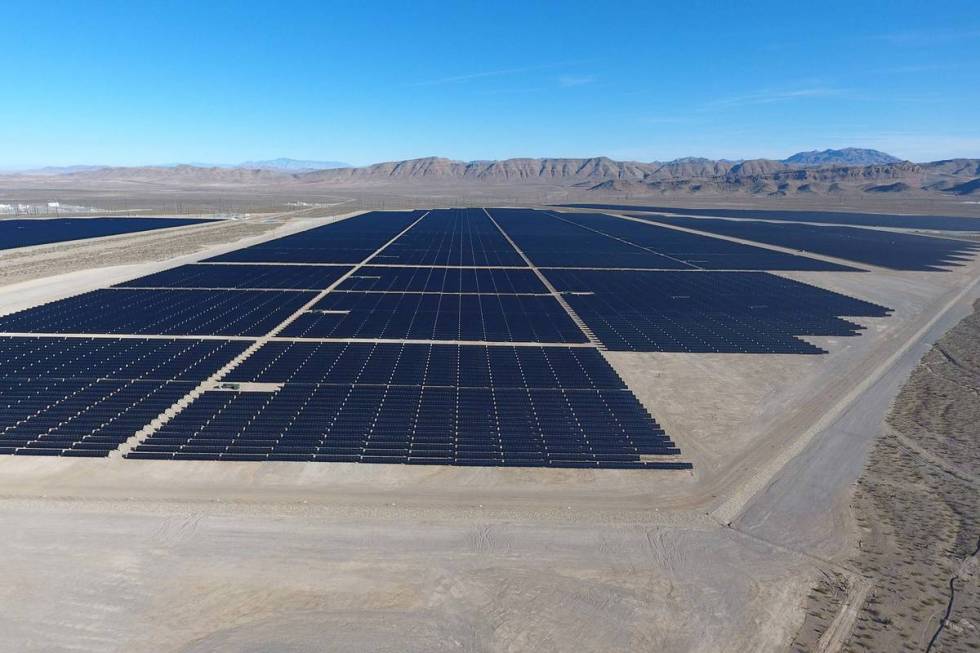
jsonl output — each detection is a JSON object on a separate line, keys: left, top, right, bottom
{"left": 1, "top": 0, "right": 978, "bottom": 167}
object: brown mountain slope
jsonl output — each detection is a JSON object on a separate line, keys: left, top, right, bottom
{"left": 7, "top": 155, "right": 979, "bottom": 197}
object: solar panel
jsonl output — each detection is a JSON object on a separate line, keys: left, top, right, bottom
{"left": 281, "top": 291, "right": 588, "bottom": 343}
{"left": 560, "top": 203, "right": 980, "bottom": 231}
{"left": 0, "top": 336, "right": 249, "bottom": 380}
{"left": 0, "top": 217, "right": 216, "bottom": 252}
{"left": 373, "top": 208, "right": 526, "bottom": 266}
{"left": 128, "top": 341, "right": 686, "bottom": 468}
{"left": 635, "top": 216, "right": 980, "bottom": 271}
{"left": 226, "top": 342, "right": 626, "bottom": 389}
{"left": 488, "top": 208, "right": 692, "bottom": 269}
{"left": 116, "top": 263, "right": 351, "bottom": 290}
{"left": 551, "top": 211, "right": 858, "bottom": 271}
{"left": 0, "top": 336, "right": 246, "bottom": 457}
{"left": 337, "top": 266, "right": 546, "bottom": 293}
{"left": 0, "top": 288, "right": 316, "bottom": 337}
{"left": 544, "top": 269, "right": 891, "bottom": 353}
{"left": 206, "top": 211, "right": 421, "bottom": 264}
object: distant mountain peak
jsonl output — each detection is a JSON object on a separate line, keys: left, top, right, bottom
{"left": 783, "top": 148, "right": 902, "bottom": 166}
{"left": 238, "top": 157, "right": 350, "bottom": 171}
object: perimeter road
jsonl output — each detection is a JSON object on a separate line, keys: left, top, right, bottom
{"left": 715, "top": 271, "right": 980, "bottom": 527}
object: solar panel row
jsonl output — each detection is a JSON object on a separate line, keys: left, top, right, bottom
{"left": 0, "top": 217, "right": 216, "bottom": 252}
{"left": 489, "top": 208, "right": 692, "bottom": 269}
{"left": 116, "top": 263, "right": 351, "bottom": 290}
{"left": 635, "top": 215, "right": 980, "bottom": 271}
{"left": 227, "top": 342, "right": 625, "bottom": 389}
{"left": 0, "top": 379, "right": 196, "bottom": 457}
{"left": 544, "top": 269, "right": 891, "bottom": 353}
{"left": 0, "top": 336, "right": 249, "bottom": 381}
{"left": 373, "top": 208, "right": 526, "bottom": 266}
{"left": 552, "top": 211, "right": 857, "bottom": 271}
{"left": 282, "top": 292, "right": 587, "bottom": 343}
{"left": 0, "top": 288, "right": 316, "bottom": 337}
{"left": 560, "top": 203, "right": 980, "bottom": 232}
{"left": 128, "top": 385, "right": 686, "bottom": 469}
{"left": 337, "top": 266, "right": 546, "bottom": 294}
{"left": 0, "top": 337, "right": 249, "bottom": 457}
{"left": 206, "top": 211, "right": 422, "bottom": 264}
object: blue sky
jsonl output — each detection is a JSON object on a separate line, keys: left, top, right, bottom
{"left": 1, "top": 0, "right": 978, "bottom": 167}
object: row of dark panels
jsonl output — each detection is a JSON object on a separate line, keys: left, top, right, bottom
{"left": 130, "top": 384, "right": 683, "bottom": 467}
{"left": 0, "top": 217, "right": 217, "bottom": 252}
{"left": 119, "top": 264, "right": 547, "bottom": 294}
{"left": 0, "top": 337, "right": 624, "bottom": 389}
{"left": 561, "top": 203, "right": 980, "bottom": 232}
{"left": 489, "top": 209, "right": 859, "bottom": 271}
{"left": 0, "top": 337, "right": 690, "bottom": 468}
{"left": 633, "top": 215, "right": 980, "bottom": 271}
{"left": 0, "top": 269, "right": 890, "bottom": 352}
{"left": 207, "top": 208, "right": 876, "bottom": 271}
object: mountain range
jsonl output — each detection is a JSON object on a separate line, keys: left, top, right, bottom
{"left": 6, "top": 149, "right": 979, "bottom": 196}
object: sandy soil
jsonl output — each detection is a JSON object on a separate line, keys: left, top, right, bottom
{"left": 792, "top": 301, "right": 980, "bottom": 652}
{"left": 0, "top": 198, "right": 978, "bottom": 652}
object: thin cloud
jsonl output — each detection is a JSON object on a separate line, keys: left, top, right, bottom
{"left": 701, "top": 86, "right": 845, "bottom": 110}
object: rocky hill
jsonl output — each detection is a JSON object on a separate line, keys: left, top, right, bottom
{"left": 782, "top": 148, "right": 902, "bottom": 166}
{"left": 8, "top": 152, "right": 979, "bottom": 197}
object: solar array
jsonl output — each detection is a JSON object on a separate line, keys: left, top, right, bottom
{"left": 560, "top": 204, "right": 980, "bottom": 232}
{"left": 282, "top": 292, "right": 587, "bottom": 343}
{"left": 489, "top": 207, "right": 692, "bottom": 269}
{"left": 0, "top": 217, "right": 216, "bottom": 252}
{"left": 0, "top": 288, "right": 316, "bottom": 337}
{"left": 373, "top": 208, "right": 526, "bottom": 266}
{"left": 0, "top": 337, "right": 247, "bottom": 456}
{"left": 635, "top": 215, "right": 980, "bottom": 271}
{"left": 225, "top": 342, "right": 624, "bottom": 388}
{"left": 337, "top": 266, "right": 546, "bottom": 294}
{"left": 545, "top": 269, "right": 890, "bottom": 353}
{"left": 552, "top": 211, "right": 856, "bottom": 271}
{"left": 487, "top": 208, "right": 855, "bottom": 270}
{"left": 129, "top": 342, "right": 683, "bottom": 468}
{"left": 206, "top": 211, "right": 422, "bottom": 263}
{"left": 0, "top": 206, "right": 917, "bottom": 469}
{"left": 116, "top": 263, "right": 351, "bottom": 290}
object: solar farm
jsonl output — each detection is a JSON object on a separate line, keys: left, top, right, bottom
{"left": 0, "top": 207, "right": 935, "bottom": 470}
{"left": 1, "top": 204, "right": 979, "bottom": 652}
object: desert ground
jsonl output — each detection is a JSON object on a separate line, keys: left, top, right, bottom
{"left": 0, "top": 188, "right": 978, "bottom": 652}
